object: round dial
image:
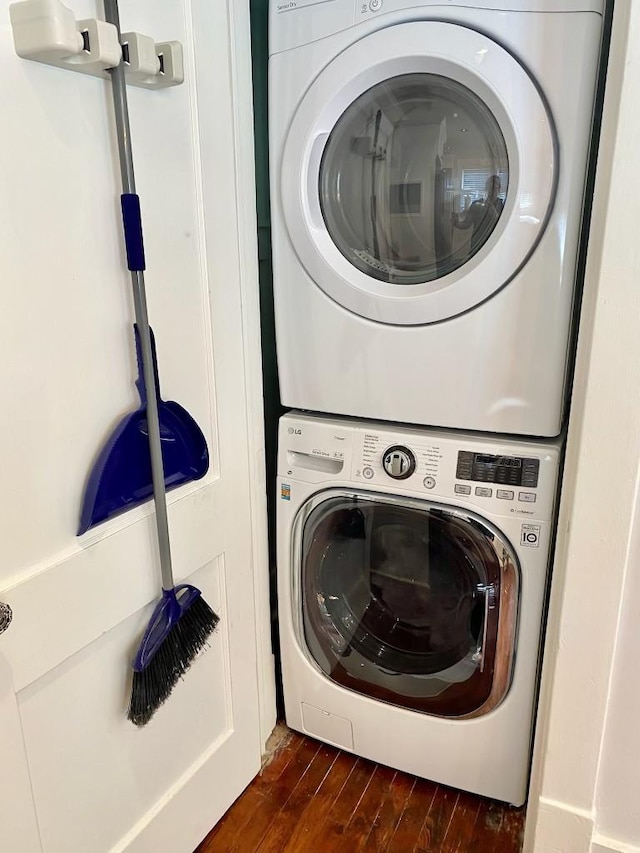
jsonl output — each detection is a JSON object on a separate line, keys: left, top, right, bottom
{"left": 382, "top": 445, "right": 416, "bottom": 480}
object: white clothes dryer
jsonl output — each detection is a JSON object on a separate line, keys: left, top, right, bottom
{"left": 277, "top": 411, "right": 561, "bottom": 804}
{"left": 269, "top": 0, "right": 605, "bottom": 436}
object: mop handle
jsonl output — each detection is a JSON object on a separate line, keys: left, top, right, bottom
{"left": 104, "top": 0, "right": 174, "bottom": 591}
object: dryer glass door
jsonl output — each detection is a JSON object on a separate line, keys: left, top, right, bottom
{"left": 281, "top": 21, "right": 556, "bottom": 324}
{"left": 320, "top": 73, "right": 509, "bottom": 286}
{"left": 296, "top": 491, "right": 519, "bottom": 718}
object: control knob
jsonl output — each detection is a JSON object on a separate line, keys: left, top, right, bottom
{"left": 382, "top": 445, "right": 416, "bottom": 480}
{"left": 0, "top": 602, "right": 12, "bottom": 635}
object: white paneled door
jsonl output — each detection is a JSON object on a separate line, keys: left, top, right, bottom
{"left": 0, "top": 1, "right": 273, "bottom": 851}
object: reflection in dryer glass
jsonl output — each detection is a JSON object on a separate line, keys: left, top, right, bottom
{"left": 319, "top": 73, "right": 509, "bottom": 285}
{"left": 300, "top": 495, "right": 518, "bottom": 717}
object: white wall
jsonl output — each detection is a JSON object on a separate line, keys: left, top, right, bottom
{"left": 593, "top": 495, "right": 640, "bottom": 850}
{"left": 526, "top": 2, "right": 640, "bottom": 851}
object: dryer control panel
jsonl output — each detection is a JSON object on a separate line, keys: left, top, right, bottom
{"left": 269, "top": 0, "right": 604, "bottom": 55}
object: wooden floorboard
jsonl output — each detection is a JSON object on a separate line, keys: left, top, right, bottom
{"left": 196, "top": 726, "right": 526, "bottom": 852}
{"left": 280, "top": 751, "right": 358, "bottom": 852}
{"left": 361, "top": 769, "right": 413, "bottom": 851}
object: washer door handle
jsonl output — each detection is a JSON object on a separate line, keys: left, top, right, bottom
{"left": 477, "top": 583, "right": 496, "bottom": 673}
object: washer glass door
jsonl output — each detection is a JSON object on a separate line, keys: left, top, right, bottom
{"left": 296, "top": 491, "right": 519, "bottom": 718}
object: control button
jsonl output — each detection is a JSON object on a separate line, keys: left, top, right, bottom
{"left": 362, "top": 467, "right": 374, "bottom": 480}
{"left": 423, "top": 476, "right": 436, "bottom": 490}
{"left": 475, "top": 487, "right": 493, "bottom": 498}
{"left": 496, "top": 489, "right": 514, "bottom": 500}
{"left": 454, "top": 484, "right": 471, "bottom": 496}
{"left": 519, "top": 492, "right": 537, "bottom": 503}
{"left": 369, "top": 0, "right": 382, "bottom": 9}
{"left": 382, "top": 445, "right": 416, "bottom": 480}
{"left": 522, "top": 458, "right": 540, "bottom": 488}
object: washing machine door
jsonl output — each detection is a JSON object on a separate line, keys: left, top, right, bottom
{"left": 281, "top": 21, "right": 556, "bottom": 325}
{"left": 295, "top": 490, "right": 520, "bottom": 718}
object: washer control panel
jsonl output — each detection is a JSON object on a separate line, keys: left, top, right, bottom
{"left": 350, "top": 427, "right": 555, "bottom": 518}
{"left": 358, "top": 430, "right": 442, "bottom": 488}
{"left": 382, "top": 445, "right": 416, "bottom": 480}
{"left": 278, "top": 412, "right": 560, "bottom": 522}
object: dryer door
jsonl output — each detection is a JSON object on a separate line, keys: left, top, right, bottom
{"left": 281, "top": 21, "right": 556, "bottom": 325}
{"left": 294, "top": 491, "right": 519, "bottom": 718}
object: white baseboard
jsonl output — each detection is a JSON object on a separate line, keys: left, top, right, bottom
{"left": 531, "top": 797, "right": 594, "bottom": 853}
{"left": 591, "top": 837, "right": 640, "bottom": 853}
{"left": 528, "top": 798, "right": 640, "bottom": 853}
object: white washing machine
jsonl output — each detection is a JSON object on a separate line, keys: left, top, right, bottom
{"left": 269, "top": 0, "right": 605, "bottom": 436}
{"left": 277, "top": 411, "right": 561, "bottom": 804}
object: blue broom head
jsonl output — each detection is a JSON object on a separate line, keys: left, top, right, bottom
{"left": 128, "top": 585, "right": 219, "bottom": 726}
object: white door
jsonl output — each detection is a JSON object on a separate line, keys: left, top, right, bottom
{"left": 0, "top": 1, "right": 273, "bottom": 851}
{"left": 281, "top": 21, "right": 557, "bottom": 324}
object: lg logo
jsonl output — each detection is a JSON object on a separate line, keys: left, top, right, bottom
{"left": 288, "top": 427, "right": 302, "bottom": 435}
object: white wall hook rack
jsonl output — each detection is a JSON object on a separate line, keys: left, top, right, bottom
{"left": 120, "top": 32, "right": 183, "bottom": 89}
{"left": 10, "top": 0, "right": 121, "bottom": 78}
{"left": 9, "top": 0, "right": 184, "bottom": 88}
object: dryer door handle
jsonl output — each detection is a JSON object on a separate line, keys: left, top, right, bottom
{"left": 306, "top": 133, "right": 329, "bottom": 231}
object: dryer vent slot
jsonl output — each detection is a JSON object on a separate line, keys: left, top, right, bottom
{"left": 286, "top": 451, "right": 343, "bottom": 474}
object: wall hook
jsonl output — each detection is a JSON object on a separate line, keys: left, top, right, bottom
{"left": 120, "top": 32, "right": 183, "bottom": 89}
{"left": 10, "top": 0, "right": 121, "bottom": 78}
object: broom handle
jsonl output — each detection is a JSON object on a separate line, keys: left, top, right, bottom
{"left": 104, "top": 0, "right": 175, "bottom": 591}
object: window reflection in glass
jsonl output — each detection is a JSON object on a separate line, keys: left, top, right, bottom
{"left": 319, "top": 74, "right": 509, "bottom": 285}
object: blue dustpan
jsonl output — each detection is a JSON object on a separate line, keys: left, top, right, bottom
{"left": 78, "top": 325, "right": 208, "bottom": 535}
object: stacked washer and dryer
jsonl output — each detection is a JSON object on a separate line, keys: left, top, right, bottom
{"left": 268, "top": 0, "right": 604, "bottom": 805}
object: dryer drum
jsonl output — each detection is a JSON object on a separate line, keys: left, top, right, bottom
{"left": 300, "top": 495, "right": 519, "bottom": 718}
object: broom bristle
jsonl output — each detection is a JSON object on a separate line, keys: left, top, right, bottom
{"left": 128, "top": 596, "right": 219, "bottom": 727}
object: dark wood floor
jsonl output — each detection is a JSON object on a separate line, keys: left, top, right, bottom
{"left": 196, "top": 726, "right": 525, "bottom": 852}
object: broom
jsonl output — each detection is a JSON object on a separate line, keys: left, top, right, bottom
{"left": 102, "top": 0, "right": 219, "bottom": 726}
